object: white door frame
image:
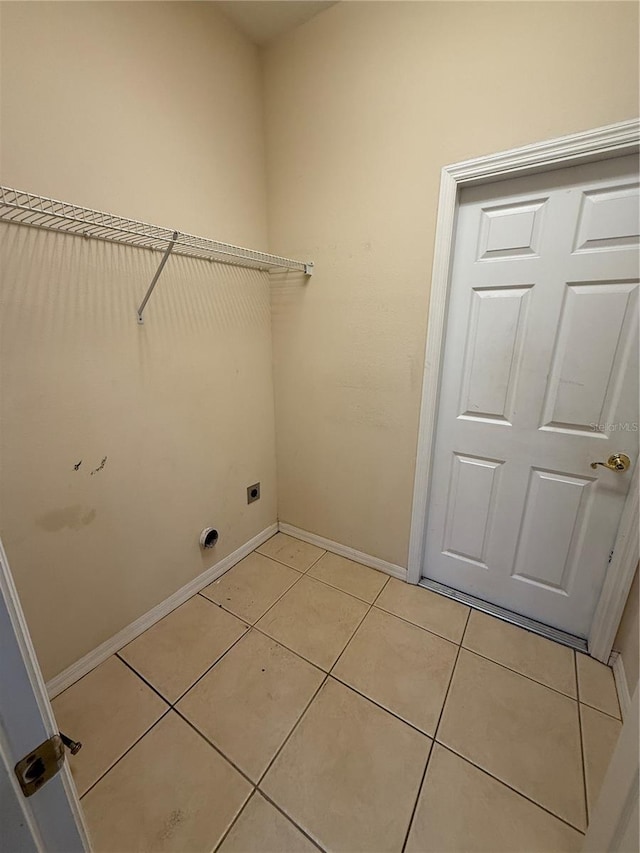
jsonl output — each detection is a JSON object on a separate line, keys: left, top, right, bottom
{"left": 407, "top": 119, "right": 640, "bottom": 663}
{"left": 582, "top": 683, "right": 638, "bottom": 852}
{"left": 0, "top": 536, "right": 89, "bottom": 850}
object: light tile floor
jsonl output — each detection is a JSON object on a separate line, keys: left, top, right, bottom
{"left": 53, "top": 532, "right": 623, "bottom": 852}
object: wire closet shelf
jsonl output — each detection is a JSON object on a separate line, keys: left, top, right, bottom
{"left": 0, "top": 186, "right": 314, "bottom": 323}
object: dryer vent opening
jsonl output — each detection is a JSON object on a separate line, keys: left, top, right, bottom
{"left": 199, "top": 528, "right": 219, "bottom": 549}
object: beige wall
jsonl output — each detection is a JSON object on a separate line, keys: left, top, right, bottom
{"left": 1, "top": 0, "right": 638, "bottom": 681}
{"left": 615, "top": 568, "right": 639, "bottom": 695}
{"left": 0, "top": 2, "right": 277, "bottom": 680}
{"left": 263, "top": 1, "right": 640, "bottom": 567}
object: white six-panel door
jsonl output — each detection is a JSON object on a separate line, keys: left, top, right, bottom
{"left": 423, "top": 155, "right": 639, "bottom": 638}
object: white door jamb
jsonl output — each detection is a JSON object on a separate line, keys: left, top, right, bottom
{"left": 407, "top": 118, "right": 640, "bottom": 663}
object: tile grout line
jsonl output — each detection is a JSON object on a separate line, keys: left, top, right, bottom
{"left": 305, "top": 569, "right": 390, "bottom": 605}
{"left": 577, "top": 697, "right": 623, "bottom": 722}
{"left": 254, "top": 541, "right": 399, "bottom": 600}
{"left": 244, "top": 570, "right": 394, "bottom": 844}
{"left": 115, "top": 591, "right": 252, "bottom": 705}
{"left": 373, "top": 600, "right": 467, "bottom": 645}
{"left": 434, "top": 741, "right": 587, "bottom": 836}
{"left": 173, "top": 705, "right": 258, "bottom": 789}
{"left": 108, "top": 628, "right": 265, "bottom": 795}
{"left": 426, "top": 626, "right": 588, "bottom": 836}
{"left": 460, "top": 646, "right": 580, "bottom": 704}
{"left": 242, "top": 571, "right": 389, "bottom": 679}
{"left": 236, "top": 790, "right": 325, "bottom": 853}
{"left": 250, "top": 623, "right": 330, "bottom": 673}
{"left": 170, "top": 623, "right": 252, "bottom": 706}
{"left": 198, "top": 562, "right": 305, "bottom": 629}
{"left": 115, "top": 652, "right": 176, "bottom": 705}
{"left": 575, "top": 652, "right": 622, "bottom": 720}
{"left": 253, "top": 566, "right": 371, "bottom": 627}
{"left": 327, "top": 573, "right": 458, "bottom": 741}
{"left": 327, "top": 575, "right": 391, "bottom": 675}
{"left": 250, "top": 571, "right": 385, "bottom": 674}
{"left": 251, "top": 575, "right": 390, "bottom": 788}
{"left": 201, "top": 559, "right": 389, "bottom": 633}
{"left": 254, "top": 543, "right": 328, "bottom": 575}
{"left": 255, "top": 672, "right": 330, "bottom": 788}
{"left": 400, "top": 607, "right": 472, "bottom": 852}
{"left": 213, "top": 790, "right": 261, "bottom": 853}
{"left": 328, "top": 672, "right": 432, "bottom": 738}
{"left": 78, "top": 707, "right": 172, "bottom": 801}
{"left": 575, "top": 650, "right": 591, "bottom": 826}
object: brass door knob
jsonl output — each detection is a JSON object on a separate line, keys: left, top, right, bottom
{"left": 590, "top": 453, "right": 631, "bottom": 472}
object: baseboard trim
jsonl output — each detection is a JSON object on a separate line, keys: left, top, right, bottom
{"left": 609, "top": 650, "right": 632, "bottom": 720}
{"left": 277, "top": 523, "right": 407, "bottom": 581}
{"left": 46, "top": 522, "right": 278, "bottom": 699}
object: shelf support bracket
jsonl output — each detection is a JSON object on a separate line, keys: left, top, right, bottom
{"left": 136, "top": 231, "right": 179, "bottom": 324}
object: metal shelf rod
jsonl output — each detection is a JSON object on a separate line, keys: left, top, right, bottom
{"left": 137, "top": 231, "right": 178, "bottom": 324}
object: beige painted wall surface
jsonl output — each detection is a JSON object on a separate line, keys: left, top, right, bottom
{"left": 0, "top": 2, "right": 277, "bottom": 680}
{"left": 263, "top": 1, "right": 640, "bottom": 567}
{"left": 615, "top": 568, "right": 639, "bottom": 695}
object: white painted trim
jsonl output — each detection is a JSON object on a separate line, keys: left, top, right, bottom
{"left": 0, "top": 537, "right": 90, "bottom": 850}
{"left": 407, "top": 166, "right": 458, "bottom": 584}
{"left": 278, "top": 522, "right": 407, "bottom": 581}
{"left": 590, "top": 464, "right": 639, "bottom": 663}
{"left": 583, "top": 685, "right": 639, "bottom": 853}
{"left": 609, "top": 650, "right": 632, "bottom": 721}
{"left": 407, "top": 118, "right": 640, "bottom": 665}
{"left": 46, "top": 522, "right": 277, "bottom": 699}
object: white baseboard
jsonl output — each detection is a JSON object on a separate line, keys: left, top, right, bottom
{"left": 46, "top": 522, "right": 278, "bottom": 699}
{"left": 609, "top": 650, "right": 632, "bottom": 720}
{"left": 278, "top": 522, "right": 407, "bottom": 581}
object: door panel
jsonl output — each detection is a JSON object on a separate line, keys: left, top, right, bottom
{"left": 541, "top": 281, "right": 638, "bottom": 433}
{"left": 511, "top": 467, "right": 594, "bottom": 593}
{"left": 459, "top": 285, "right": 532, "bottom": 424}
{"left": 423, "top": 156, "right": 639, "bottom": 637}
{"left": 442, "top": 453, "right": 504, "bottom": 567}
{"left": 477, "top": 199, "right": 547, "bottom": 259}
{"left": 574, "top": 183, "right": 639, "bottom": 251}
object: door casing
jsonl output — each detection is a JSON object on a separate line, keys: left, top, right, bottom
{"left": 0, "top": 535, "right": 89, "bottom": 850}
{"left": 407, "top": 119, "right": 640, "bottom": 663}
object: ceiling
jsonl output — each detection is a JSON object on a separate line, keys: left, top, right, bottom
{"left": 216, "top": 1, "right": 336, "bottom": 45}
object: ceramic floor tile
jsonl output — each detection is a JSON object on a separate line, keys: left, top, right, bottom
{"left": 82, "top": 712, "right": 251, "bottom": 853}
{"left": 580, "top": 702, "right": 622, "bottom": 817}
{"left": 218, "top": 792, "right": 317, "bottom": 853}
{"left": 261, "top": 678, "right": 431, "bottom": 852}
{"left": 463, "top": 610, "right": 577, "bottom": 698}
{"left": 375, "top": 578, "right": 469, "bottom": 643}
{"left": 576, "top": 653, "right": 621, "bottom": 718}
{"left": 307, "top": 551, "right": 388, "bottom": 603}
{"left": 438, "top": 649, "right": 586, "bottom": 830}
{"left": 119, "top": 595, "right": 248, "bottom": 702}
{"left": 200, "top": 552, "right": 300, "bottom": 624}
{"left": 406, "top": 743, "right": 583, "bottom": 853}
{"left": 256, "top": 576, "right": 368, "bottom": 670}
{"left": 333, "top": 607, "right": 457, "bottom": 734}
{"left": 178, "top": 630, "right": 324, "bottom": 782}
{"left": 257, "top": 533, "right": 325, "bottom": 572}
{"left": 52, "top": 656, "right": 167, "bottom": 796}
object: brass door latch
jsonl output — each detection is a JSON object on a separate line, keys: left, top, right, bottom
{"left": 14, "top": 732, "right": 82, "bottom": 797}
{"left": 590, "top": 453, "right": 631, "bottom": 473}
